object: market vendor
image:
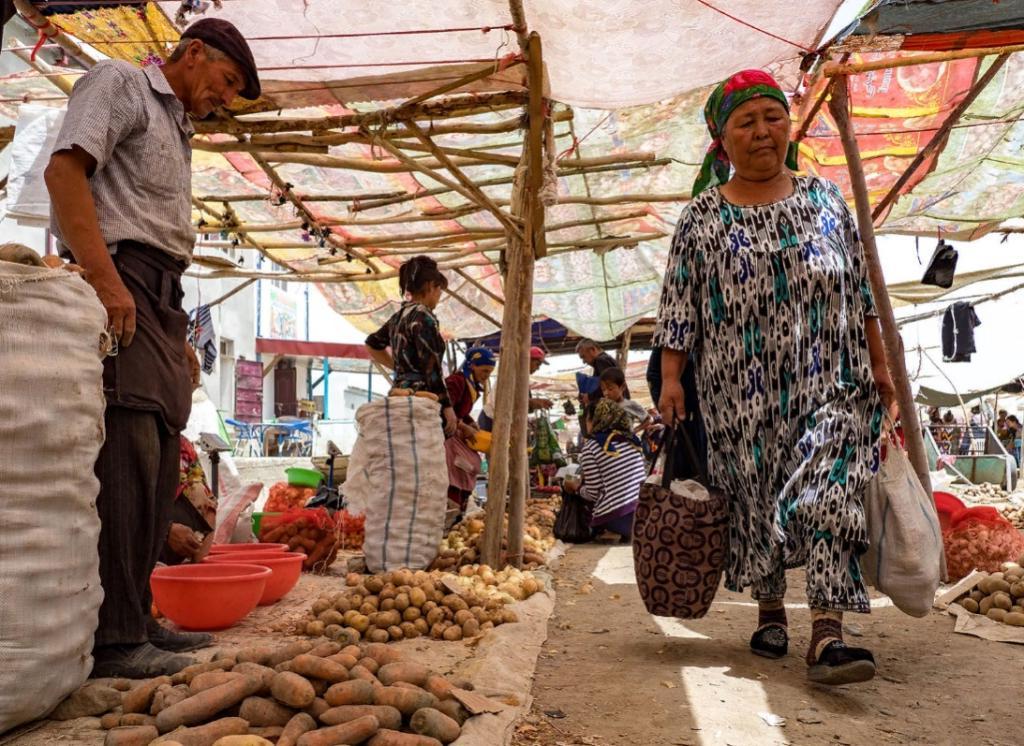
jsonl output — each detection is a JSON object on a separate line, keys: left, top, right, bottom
{"left": 44, "top": 18, "right": 260, "bottom": 678}
{"left": 528, "top": 346, "right": 554, "bottom": 411}
{"left": 365, "top": 255, "right": 458, "bottom": 437}
{"left": 444, "top": 347, "right": 496, "bottom": 518}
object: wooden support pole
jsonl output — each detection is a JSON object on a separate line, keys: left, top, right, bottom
{"left": 351, "top": 158, "right": 670, "bottom": 212}
{"left": 525, "top": 32, "right": 546, "bottom": 258}
{"left": 396, "top": 57, "right": 524, "bottom": 109}
{"left": 245, "top": 109, "right": 574, "bottom": 149}
{"left": 206, "top": 278, "right": 257, "bottom": 308}
{"left": 828, "top": 77, "right": 932, "bottom": 497}
{"left": 823, "top": 44, "right": 1024, "bottom": 77}
{"left": 443, "top": 287, "right": 502, "bottom": 328}
{"left": 401, "top": 119, "right": 525, "bottom": 240}
{"left": 481, "top": 159, "right": 531, "bottom": 569}
{"left": 246, "top": 149, "right": 379, "bottom": 274}
{"left": 194, "top": 91, "right": 530, "bottom": 135}
{"left": 13, "top": 0, "right": 96, "bottom": 68}
{"left": 871, "top": 53, "right": 1011, "bottom": 223}
{"left": 454, "top": 268, "right": 505, "bottom": 306}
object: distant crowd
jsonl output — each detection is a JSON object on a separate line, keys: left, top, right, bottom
{"left": 929, "top": 405, "right": 1021, "bottom": 460}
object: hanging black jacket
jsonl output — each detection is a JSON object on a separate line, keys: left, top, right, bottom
{"left": 941, "top": 302, "right": 980, "bottom": 362}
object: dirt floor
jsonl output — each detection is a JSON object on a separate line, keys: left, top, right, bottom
{"left": 513, "top": 543, "right": 1021, "bottom": 746}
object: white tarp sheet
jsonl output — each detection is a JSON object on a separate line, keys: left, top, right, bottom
{"left": 5, "top": 104, "right": 63, "bottom": 227}
{"left": 158, "top": 1, "right": 843, "bottom": 109}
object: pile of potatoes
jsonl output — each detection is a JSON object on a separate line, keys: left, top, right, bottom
{"left": 429, "top": 508, "right": 554, "bottom": 572}
{"left": 1001, "top": 504, "right": 1024, "bottom": 531}
{"left": 299, "top": 569, "right": 519, "bottom": 644}
{"left": 447, "top": 564, "right": 543, "bottom": 605}
{"left": 89, "top": 640, "right": 477, "bottom": 745}
{"left": 956, "top": 559, "right": 1024, "bottom": 626}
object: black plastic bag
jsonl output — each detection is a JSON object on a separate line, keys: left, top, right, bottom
{"left": 922, "top": 239, "right": 958, "bottom": 288}
{"left": 554, "top": 489, "right": 593, "bottom": 543}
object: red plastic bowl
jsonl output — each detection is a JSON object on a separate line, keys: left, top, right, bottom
{"left": 205, "top": 551, "right": 304, "bottom": 605}
{"left": 209, "top": 542, "right": 289, "bottom": 554}
{"left": 150, "top": 563, "right": 270, "bottom": 630}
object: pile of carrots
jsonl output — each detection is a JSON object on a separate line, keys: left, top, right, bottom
{"left": 91, "top": 640, "right": 484, "bottom": 745}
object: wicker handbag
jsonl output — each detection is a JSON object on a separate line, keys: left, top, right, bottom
{"left": 632, "top": 426, "right": 729, "bottom": 618}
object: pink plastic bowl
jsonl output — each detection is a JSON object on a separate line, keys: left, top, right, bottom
{"left": 150, "top": 563, "right": 270, "bottom": 630}
{"left": 209, "top": 542, "right": 289, "bottom": 554}
{"left": 205, "top": 551, "right": 304, "bottom": 605}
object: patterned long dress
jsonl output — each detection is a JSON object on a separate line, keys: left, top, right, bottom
{"left": 653, "top": 176, "right": 883, "bottom": 613}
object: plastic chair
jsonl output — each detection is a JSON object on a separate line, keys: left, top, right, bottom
{"left": 225, "top": 418, "right": 262, "bottom": 457}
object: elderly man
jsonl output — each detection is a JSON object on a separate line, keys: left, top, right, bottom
{"left": 44, "top": 18, "right": 260, "bottom": 678}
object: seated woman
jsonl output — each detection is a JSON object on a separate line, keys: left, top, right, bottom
{"left": 565, "top": 396, "right": 646, "bottom": 542}
{"left": 364, "top": 255, "right": 457, "bottom": 437}
{"left": 444, "top": 347, "right": 496, "bottom": 519}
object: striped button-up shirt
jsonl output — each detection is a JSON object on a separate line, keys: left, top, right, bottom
{"left": 50, "top": 60, "right": 195, "bottom": 263}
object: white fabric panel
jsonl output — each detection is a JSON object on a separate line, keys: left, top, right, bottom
{"left": 5, "top": 105, "right": 64, "bottom": 227}
{"left": 160, "top": 1, "right": 842, "bottom": 108}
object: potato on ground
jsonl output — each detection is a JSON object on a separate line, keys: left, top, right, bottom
{"left": 239, "top": 696, "right": 296, "bottom": 727}
{"left": 367, "top": 730, "right": 443, "bottom": 746}
{"left": 271, "top": 672, "right": 317, "bottom": 709}
{"left": 210, "top": 737, "right": 274, "bottom": 746}
{"left": 410, "top": 708, "right": 461, "bottom": 744}
{"left": 288, "top": 654, "right": 349, "bottom": 683}
{"left": 156, "top": 677, "right": 262, "bottom": 733}
{"left": 151, "top": 717, "right": 249, "bottom": 745}
{"left": 324, "top": 679, "right": 377, "bottom": 707}
{"left": 104, "top": 725, "right": 159, "bottom": 746}
{"left": 122, "top": 675, "right": 172, "bottom": 714}
{"left": 320, "top": 704, "right": 402, "bottom": 730}
{"left": 296, "top": 714, "right": 381, "bottom": 746}
{"left": 373, "top": 686, "right": 439, "bottom": 717}
{"left": 278, "top": 712, "right": 317, "bottom": 746}
{"left": 378, "top": 662, "right": 430, "bottom": 687}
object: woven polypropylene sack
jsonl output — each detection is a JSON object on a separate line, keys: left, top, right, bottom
{"left": 344, "top": 396, "right": 447, "bottom": 572}
{"left": 0, "top": 262, "right": 106, "bottom": 733}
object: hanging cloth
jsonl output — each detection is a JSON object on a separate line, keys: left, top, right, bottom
{"left": 188, "top": 304, "right": 218, "bottom": 374}
{"left": 941, "top": 301, "right": 980, "bottom": 362}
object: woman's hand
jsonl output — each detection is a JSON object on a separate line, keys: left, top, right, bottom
{"left": 876, "top": 375, "right": 899, "bottom": 422}
{"left": 563, "top": 476, "right": 581, "bottom": 493}
{"left": 457, "top": 421, "right": 478, "bottom": 441}
{"left": 659, "top": 378, "right": 686, "bottom": 425}
{"left": 167, "top": 522, "right": 202, "bottom": 560}
{"left": 443, "top": 407, "right": 458, "bottom": 437}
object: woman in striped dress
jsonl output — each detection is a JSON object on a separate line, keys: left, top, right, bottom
{"left": 568, "top": 398, "right": 646, "bottom": 540}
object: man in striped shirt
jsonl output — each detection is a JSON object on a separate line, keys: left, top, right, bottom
{"left": 45, "top": 19, "right": 259, "bottom": 678}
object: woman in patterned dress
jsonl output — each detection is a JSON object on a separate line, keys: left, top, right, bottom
{"left": 365, "top": 255, "right": 458, "bottom": 437}
{"left": 654, "top": 70, "right": 896, "bottom": 685}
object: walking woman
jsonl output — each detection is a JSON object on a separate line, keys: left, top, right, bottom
{"left": 655, "top": 70, "right": 895, "bottom": 685}
{"left": 365, "top": 255, "right": 457, "bottom": 437}
{"left": 444, "top": 346, "right": 496, "bottom": 519}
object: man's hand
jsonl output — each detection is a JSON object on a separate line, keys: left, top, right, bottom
{"left": 659, "top": 378, "right": 686, "bottom": 425}
{"left": 45, "top": 148, "right": 137, "bottom": 345}
{"left": 167, "top": 522, "right": 202, "bottom": 560}
{"left": 457, "top": 421, "right": 478, "bottom": 441}
{"left": 90, "top": 267, "right": 137, "bottom": 347}
{"left": 530, "top": 397, "right": 554, "bottom": 411}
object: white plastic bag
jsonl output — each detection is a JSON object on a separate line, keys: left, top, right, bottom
{"left": 861, "top": 445, "right": 943, "bottom": 617}
{"left": 344, "top": 396, "right": 448, "bottom": 572}
{"left": 0, "top": 262, "right": 106, "bottom": 733}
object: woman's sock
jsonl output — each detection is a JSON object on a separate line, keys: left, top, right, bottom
{"left": 757, "top": 599, "right": 787, "bottom": 629}
{"left": 807, "top": 609, "right": 843, "bottom": 664}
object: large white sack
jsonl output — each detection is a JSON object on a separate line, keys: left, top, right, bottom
{"left": 344, "top": 396, "right": 447, "bottom": 572}
{"left": 0, "top": 262, "right": 106, "bottom": 733}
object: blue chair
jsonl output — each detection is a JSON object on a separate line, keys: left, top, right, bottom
{"left": 225, "top": 418, "right": 263, "bottom": 457}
